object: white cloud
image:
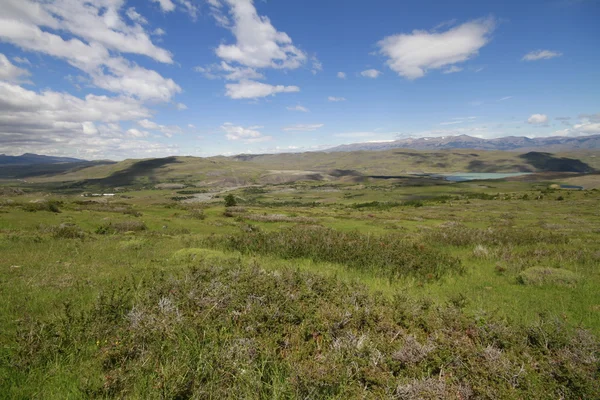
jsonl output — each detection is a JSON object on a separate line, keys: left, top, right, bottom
{"left": 0, "top": 0, "right": 181, "bottom": 102}
{"left": 287, "top": 105, "right": 309, "bottom": 112}
{"left": 0, "top": 81, "right": 174, "bottom": 159}
{"left": 361, "top": 69, "right": 381, "bottom": 78}
{"left": 153, "top": 28, "right": 166, "bottom": 36}
{"left": 522, "top": 50, "right": 562, "bottom": 61}
{"left": 194, "top": 62, "right": 265, "bottom": 81}
{"left": 442, "top": 66, "right": 463, "bottom": 74}
{"left": 283, "top": 124, "right": 324, "bottom": 132}
{"left": 328, "top": 96, "right": 346, "bottom": 102}
{"left": 378, "top": 18, "right": 495, "bottom": 79}
{"left": 527, "top": 114, "right": 549, "bottom": 124}
{"left": 221, "top": 122, "right": 272, "bottom": 143}
{"left": 219, "top": 62, "right": 264, "bottom": 81}
{"left": 126, "top": 7, "right": 147, "bottom": 25}
{"left": 176, "top": 103, "right": 188, "bottom": 110}
{"left": 138, "top": 119, "right": 160, "bottom": 130}
{"left": 137, "top": 119, "right": 182, "bottom": 137}
{"left": 311, "top": 57, "right": 323, "bottom": 74}
{"left": 151, "top": 0, "right": 176, "bottom": 12}
{"left": 0, "top": 53, "right": 30, "bottom": 82}
{"left": 12, "top": 56, "right": 31, "bottom": 65}
{"left": 127, "top": 128, "right": 149, "bottom": 138}
{"left": 225, "top": 80, "right": 299, "bottom": 99}
{"left": 499, "top": 96, "right": 513, "bottom": 101}
{"left": 572, "top": 123, "right": 600, "bottom": 134}
{"left": 337, "top": 72, "right": 346, "bottom": 79}
{"left": 213, "top": 0, "right": 307, "bottom": 70}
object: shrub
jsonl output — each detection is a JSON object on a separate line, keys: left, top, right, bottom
{"left": 22, "top": 200, "right": 62, "bottom": 213}
{"left": 13, "top": 262, "right": 600, "bottom": 399}
{"left": 39, "top": 223, "right": 85, "bottom": 239}
{"left": 95, "top": 221, "right": 147, "bottom": 234}
{"left": 204, "top": 226, "right": 463, "bottom": 280}
{"left": 518, "top": 267, "right": 582, "bottom": 288}
{"left": 224, "top": 194, "right": 237, "bottom": 207}
{"left": 424, "top": 223, "right": 568, "bottom": 247}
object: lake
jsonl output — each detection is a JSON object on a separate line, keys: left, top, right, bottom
{"left": 436, "top": 172, "right": 532, "bottom": 182}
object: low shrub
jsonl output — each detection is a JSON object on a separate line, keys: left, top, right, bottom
{"left": 22, "top": 200, "right": 62, "bottom": 213}
{"left": 95, "top": 221, "right": 147, "bottom": 234}
{"left": 39, "top": 223, "right": 86, "bottom": 239}
{"left": 518, "top": 267, "right": 582, "bottom": 288}
{"left": 205, "top": 225, "right": 463, "bottom": 280}
{"left": 13, "top": 262, "right": 600, "bottom": 399}
{"left": 424, "top": 223, "right": 568, "bottom": 247}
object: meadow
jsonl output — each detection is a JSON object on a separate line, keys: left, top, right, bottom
{"left": 1, "top": 176, "right": 599, "bottom": 398}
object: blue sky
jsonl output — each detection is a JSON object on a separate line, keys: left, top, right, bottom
{"left": 0, "top": 0, "right": 599, "bottom": 159}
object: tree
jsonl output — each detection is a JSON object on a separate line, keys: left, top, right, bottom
{"left": 224, "top": 194, "right": 237, "bottom": 207}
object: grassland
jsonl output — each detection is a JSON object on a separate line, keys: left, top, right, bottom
{"left": 1, "top": 172, "right": 599, "bottom": 398}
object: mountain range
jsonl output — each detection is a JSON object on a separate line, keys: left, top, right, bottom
{"left": 325, "top": 134, "right": 600, "bottom": 152}
{"left": 0, "top": 153, "right": 86, "bottom": 165}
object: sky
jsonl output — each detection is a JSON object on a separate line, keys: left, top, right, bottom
{"left": 0, "top": 0, "right": 599, "bottom": 160}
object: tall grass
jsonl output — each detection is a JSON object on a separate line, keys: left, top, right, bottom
{"left": 205, "top": 225, "right": 463, "bottom": 280}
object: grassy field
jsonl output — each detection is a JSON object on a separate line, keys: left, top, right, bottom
{"left": 1, "top": 175, "right": 599, "bottom": 398}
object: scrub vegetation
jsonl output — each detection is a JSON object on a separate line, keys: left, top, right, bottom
{"left": 1, "top": 172, "right": 599, "bottom": 398}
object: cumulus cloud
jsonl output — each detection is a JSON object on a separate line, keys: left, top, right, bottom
{"left": 287, "top": 105, "right": 309, "bottom": 112}
{"left": 0, "top": 0, "right": 181, "bottom": 102}
{"left": 205, "top": 0, "right": 307, "bottom": 99}
{"left": 361, "top": 69, "right": 381, "bottom": 78}
{"left": 527, "top": 114, "right": 549, "bottom": 124}
{"left": 522, "top": 50, "right": 562, "bottom": 61}
{"left": 328, "top": 96, "right": 346, "bottom": 102}
{"left": 0, "top": 53, "right": 30, "bottom": 82}
{"left": 225, "top": 80, "right": 299, "bottom": 99}
{"left": 137, "top": 119, "right": 182, "bottom": 137}
{"left": 0, "top": 81, "right": 178, "bottom": 159}
{"left": 377, "top": 18, "right": 495, "bottom": 79}
{"left": 126, "top": 7, "right": 148, "bottom": 25}
{"left": 213, "top": 0, "right": 306, "bottom": 69}
{"left": 337, "top": 72, "right": 346, "bottom": 79}
{"left": 195, "top": 62, "right": 266, "bottom": 81}
{"left": 283, "top": 124, "right": 324, "bottom": 132}
{"left": 221, "top": 122, "right": 272, "bottom": 143}
{"left": 126, "top": 128, "right": 149, "bottom": 138}
{"left": 151, "top": 0, "right": 176, "bottom": 12}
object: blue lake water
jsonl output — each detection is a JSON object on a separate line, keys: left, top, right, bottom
{"left": 437, "top": 173, "right": 532, "bottom": 182}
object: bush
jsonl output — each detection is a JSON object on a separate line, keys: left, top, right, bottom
{"left": 424, "top": 223, "right": 568, "bottom": 247}
{"left": 13, "top": 262, "right": 600, "bottom": 399}
{"left": 518, "top": 267, "right": 582, "bottom": 288}
{"left": 224, "top": 194, "right": 237, "bottom": 207}
{"left": 95, "top": 221, "right": 147, "bottom": 234}
{"left": 39, "top": 223, "right": 85, "bottom": 239}
{"left": 22, "top": 200, "right": 62, "bottom": 213}
{"left": 205, "top": 225, "right": 463, "bottom": 280}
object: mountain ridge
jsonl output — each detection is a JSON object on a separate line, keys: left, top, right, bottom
{"left": 0, "top": 153, "right": 87, "bottom": 165}
{"left": 324, "top": 134, "right": 600, "bottom": 152}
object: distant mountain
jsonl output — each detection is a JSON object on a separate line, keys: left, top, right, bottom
{"left": 0, "top": 153, "right": 86, "bottom": 165}
{"left": 325, "top": 134, "right": 600, "bottom": 152}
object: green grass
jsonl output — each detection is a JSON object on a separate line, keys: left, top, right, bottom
{"left": 1, "top": 177, "right": 600, "bottom": 398}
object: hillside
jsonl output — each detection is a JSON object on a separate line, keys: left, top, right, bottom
{"left": 20, "top": 149, "right": 599, "bottom": 189}
{"left": 0, "top": 153, "right": 86, "bottom": 165}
